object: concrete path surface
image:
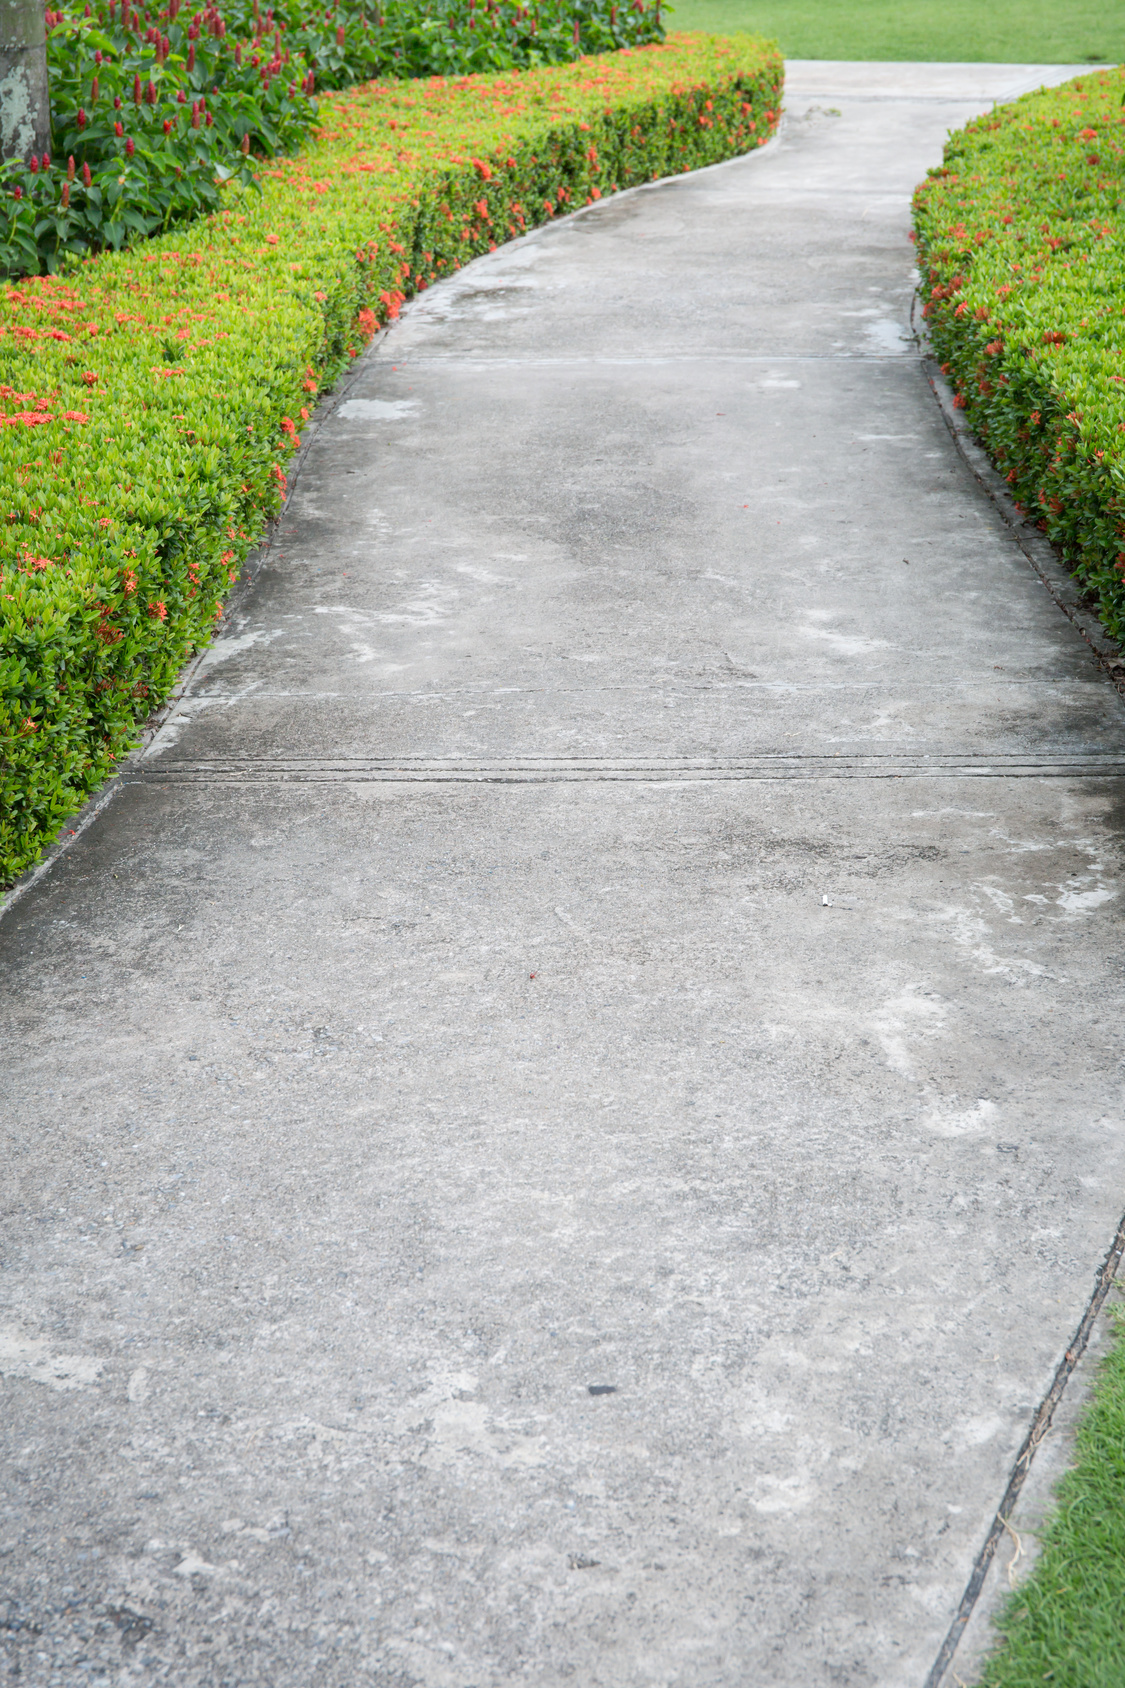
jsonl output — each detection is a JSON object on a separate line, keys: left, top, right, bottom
{"left": 4, "top": 61, "right": 1124, "bottom": 1688}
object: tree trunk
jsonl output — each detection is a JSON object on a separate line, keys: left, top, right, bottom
{"left": 0, "top": 0, "right": 49, "bottom": 163}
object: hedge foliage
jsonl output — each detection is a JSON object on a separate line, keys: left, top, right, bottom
{"left": 912, "top": 68, "right": 1125, "bottom": 642}
{"left": 0, "top": 33, "right": 782, "bottom": 885}
{"left": 2, "top": 0, "right": 666, "bottom": 275}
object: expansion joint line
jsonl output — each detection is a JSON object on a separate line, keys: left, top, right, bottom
{"left": 924, "top": 1206, "right": 1125, "bottom": 1688}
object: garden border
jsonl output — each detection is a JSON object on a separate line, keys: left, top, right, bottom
{"left": 911, "top": 218, "right": 1125, "bottom": 1683}
{"left": 0, "top": 33, "right": 784, "bottom": 887}
{"left": 0, "top": 118, "right": 788, "bottom": 922}
{"left": 910, "top": 67, "right": 1125, "bottom": 647}
{"left": 920, "top": 349, "right": 1125, "bottom": 696}
{"left": 0, "top": 317, "right": 388, "bottom": 925}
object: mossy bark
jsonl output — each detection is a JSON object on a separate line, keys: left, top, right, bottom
{"left": 0, "top": 0, "right": 50, "bottom": 162}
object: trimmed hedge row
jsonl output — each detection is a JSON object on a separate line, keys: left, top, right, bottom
{"left": 912, "top": 67, "right": 1125, "bottom": 643}
{"left": 3, "top": 0, "right": 666, "bottom": 276}
{"left": 0, "top": 32, "right": 783, "bottom": 885}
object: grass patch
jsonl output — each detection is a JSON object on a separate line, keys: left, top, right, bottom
{"left": 979, "top": 1314, "right": 1125, "bottom": 1688}
{"left": 667, "top": 0, "right": 1122, "bottom": 65}
{"left": 912, "top": 67, "right": 1125, "bottom": 643}
{"left": 0, "top": 33, "right": 782, "bottom": 887}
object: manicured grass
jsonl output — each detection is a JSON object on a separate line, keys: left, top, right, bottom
{"left": 667, "top": 0, "right": 1123, "bottom": 65}
{"left": 979, "top": 1316, "right": 1125, "bottom": 1688}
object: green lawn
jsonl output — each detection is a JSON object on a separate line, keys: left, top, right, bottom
{"left": 667, "top": 0, "right": 1123, "bottom": 63}
{"left": 980, "top": 1318, "right": 1125, "bottom": 1688}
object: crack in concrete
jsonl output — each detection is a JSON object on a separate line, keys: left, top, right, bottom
{"left": 926, "top": 1206, "right": 1125, "bottom": 1688}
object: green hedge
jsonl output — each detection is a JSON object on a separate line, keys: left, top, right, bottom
{"left": 3, "top": 0, "right": 667, "bottom": 277}
{"left": 0, "top": 33, "right": 782, "bottom": 885}
{"left": 912, "top": 67, "right": 1125, "bottom": 640}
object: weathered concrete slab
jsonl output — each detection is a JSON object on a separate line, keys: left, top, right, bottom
{"left": 1, "top": 62, "right": 1120, "bottom": 1688}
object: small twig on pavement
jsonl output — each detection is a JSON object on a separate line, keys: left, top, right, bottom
{"left": 998, "top": 1515, "right": 1024, "bottom": 1588}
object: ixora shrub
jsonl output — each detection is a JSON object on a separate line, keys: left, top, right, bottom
{"left": 0, "top": 34, "right": 783, "bottom": 884}
{"left": 2, "top": 0, "right": 666, "bottom": 274}
{"left": 913, "top": 68, "right": 1125, "bottom": 640}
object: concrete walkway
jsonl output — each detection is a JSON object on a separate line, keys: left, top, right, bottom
{"left": 2, "top": 62, "right": 1123, "bottom": 1688}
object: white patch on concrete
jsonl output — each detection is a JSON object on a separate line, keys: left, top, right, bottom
{"left": 1056, "top": 884, "right": 1116, "bottom": 914}
{"left": 397, "top": 1371, "right": 480, "bottom": 1427}
{"left": 286, "top": 1418, "right": 356, "bottom": 1462}
{"left": 801, "top": 624, "right": 892, "bottom": 658}
{"left": 977, "top": 883, "right": 1015, "bottom": 917}
{"left": 347, "top": 781, "right": 471, "bottom": 799}
{"left": 336, "top": 399, "right": 418, "bottom": 421}
{"left": 924, "top": 1097, "right": 998, "bottom": 1139}
{"left": 749, "top": 1471, "right": 817, "bottom": 1515}
{"left": 173, "top": 1551, "right": 224, "bottom": 1578}
{"left": 0, "top": 1328, "right": 103, "bottom": 1391}
{"left": 859, "top": 706, "right": 912, "bottom": 735}
{"left": 422, "top": 1399, "right": 495, "bottom": 1463}
{"left": 864, "top": 318, "right": 912, "bottom": 353}
{"left": 910, "top": 808, "right": 995, "bottom": 818}
{"left": 954, "top": 1414, "right": 1006, "bottom": 1449}
{"left": 926, "top": 901, "right": 1053, "bottom": 983}
{"left": 384, "top": 1639, "right": 476, "bottom": 1688}
{"left": 988, "top": 828, "right": 1054, "bottom": 855}
{"left": 396, "top": 1371, "right": 550, "bottom": 1470}
{"left": 871, "top": 987, "right": 946, "bottom": 1076}
{"left": 141, "top": 703, "right": 210, "bottom": 757}
{"left": 453, "top": 561, "right": 517, "bottom": 584}
{"left": 194, "top": 629, "right": 280, "bottom": 671}
{"left": 739, "top": 1405, "right": 793, "bottom": 1436}
{"left": 127, "top": 1366, "right": 149, "bottom": 1403}
{"left": 313, "top": 580, "right": 461, "bottom": 629}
